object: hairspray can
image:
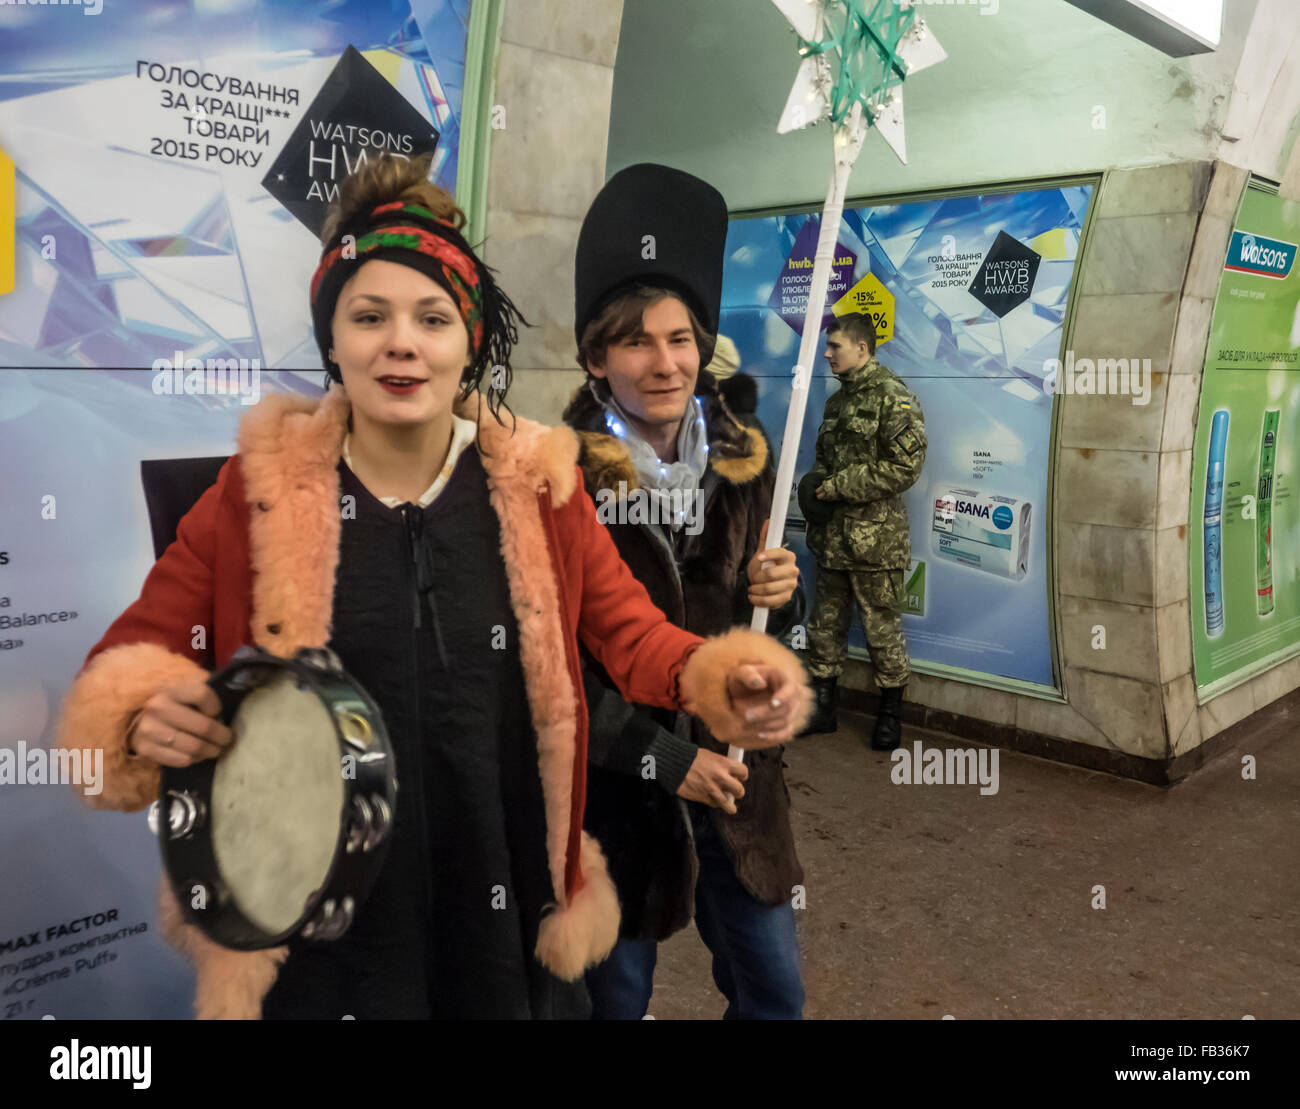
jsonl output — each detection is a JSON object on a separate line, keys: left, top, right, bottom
{"left": 1256, "top": 409, "right": 1279, "bottom": 617}
{"left": 1203, "top": 409, "right": 1229, "bottom": 637}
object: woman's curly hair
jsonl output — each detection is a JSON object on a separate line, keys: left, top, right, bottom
{"left": 318, "top": 152, "right": 526, "bottom": 428}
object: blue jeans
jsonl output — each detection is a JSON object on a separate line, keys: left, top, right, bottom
{"left": 586, "top": 807, "right": 804, "bottom": 1020}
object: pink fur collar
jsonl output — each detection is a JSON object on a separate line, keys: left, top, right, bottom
{"left": 236, "top": 386, "right": 580, "bottom": 504}
{"left": 233, "top": 386, "right": 579, "bottom": 654}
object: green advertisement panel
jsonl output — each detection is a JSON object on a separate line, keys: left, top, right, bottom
{"left": 1190, "top": 186, "right": 1300, "bottom": 695}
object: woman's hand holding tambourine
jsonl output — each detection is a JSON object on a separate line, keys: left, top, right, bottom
{"left": 127, "top": 680, "right": 234, "bottom": 767}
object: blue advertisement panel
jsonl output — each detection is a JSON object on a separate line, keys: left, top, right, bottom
{"left": 0, "top": 0, "right": 471, "bottom": 370}
{"left": 1, "top": 370, "right": 328, "bottom": 1018}
{"left": 720, "top": 183, "right": 1095, "bottom": 689}
{"left": 0, "top": 1, "right": 470, "bottom": 1018}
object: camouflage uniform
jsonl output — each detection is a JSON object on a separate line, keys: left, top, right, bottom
{"left": 805, "top": 357, "right": 926, "bottom": 687}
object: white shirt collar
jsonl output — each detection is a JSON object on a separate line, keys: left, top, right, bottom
{"left": 342, "top": 414, "right": 478, "bottom": 508}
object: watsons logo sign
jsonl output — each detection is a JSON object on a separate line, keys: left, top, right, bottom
{"left": 981, "top": 259, "right": 1031, "bottom": 294}
{"left": 1225, "top": 230, "right": 1296, "bottom": 280}
{"left": 967, "top": 231, "right": 1040, "bottom": 319}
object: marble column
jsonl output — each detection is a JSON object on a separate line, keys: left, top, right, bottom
{"left": 477, "top": 0, "right": 625, "bottom": 426}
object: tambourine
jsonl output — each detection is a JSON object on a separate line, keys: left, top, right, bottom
{"left": 149, "top": 646, "right": 397, "bottom": 950}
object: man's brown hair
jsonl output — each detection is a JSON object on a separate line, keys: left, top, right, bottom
{"left": 577, "top": 285, "right": 716, "bottom": 374}
{"left": 826, "top": 311, "right": 877, "bottom": 355}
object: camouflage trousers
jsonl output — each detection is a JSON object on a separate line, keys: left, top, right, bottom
{"left": 805, "top": 567, "right": 910, "bottom": 687}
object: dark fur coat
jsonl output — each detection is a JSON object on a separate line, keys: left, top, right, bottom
{"left": 563, "top": 383, "right": 804, "bottom": 941}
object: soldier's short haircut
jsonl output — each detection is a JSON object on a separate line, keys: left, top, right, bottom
{"left": 827, "top": 312, "right": 877, "bottom": 354}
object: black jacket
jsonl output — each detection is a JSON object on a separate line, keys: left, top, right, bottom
{"left": 262, "top": 452, "right": 586, "bottom": 1018}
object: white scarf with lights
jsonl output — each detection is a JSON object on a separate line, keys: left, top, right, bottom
{"left": 596, "top": 383, "right": 709, "bottom": 532}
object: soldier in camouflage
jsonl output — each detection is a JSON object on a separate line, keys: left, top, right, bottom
{"left": 798, "top": 313, "right": 926, "bottom": 749}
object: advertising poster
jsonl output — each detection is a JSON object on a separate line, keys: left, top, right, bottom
{"left": 720, "top": 183, "right": 1095, "bottom": 690}
{"left": 1189, "top": 186, "right": 1300, "bottom": 695}
{"left": 1, "top": 370, "right": 327, "bottom": 1020}
{"left": 0, "top": 0, "right": 470, "bottom": 371}
{"left": 0, "top": 1, "right": 471, "bottom": 1018}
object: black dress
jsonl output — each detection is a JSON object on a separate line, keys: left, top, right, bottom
{"left": 261, "top": 449, "right": 589, "bottom": 1019}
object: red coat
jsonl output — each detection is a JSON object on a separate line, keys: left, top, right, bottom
{"left": 54, "top": 386, "right": 808, "bottom": 1019}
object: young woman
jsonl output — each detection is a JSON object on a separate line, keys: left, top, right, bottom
{"left": 54, "top": 154, "right": 810, "bottom": 1020}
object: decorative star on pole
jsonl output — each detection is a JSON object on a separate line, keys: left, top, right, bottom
{"left": 772, "top": 0, "right": 947, "bottom": 164}
{"left": 723, "top": 2, "right": 948, "bottom": 781}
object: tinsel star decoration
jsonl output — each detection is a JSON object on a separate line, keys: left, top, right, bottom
{"left": 772, "top": 0, "right": 947, "bottom": 164}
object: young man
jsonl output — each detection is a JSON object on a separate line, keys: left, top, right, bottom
{"left": 564, "top": 163, "right": 806, "bottom": 1019}
{"left": 799, "top": 312, "right": 926, "bottom": 748}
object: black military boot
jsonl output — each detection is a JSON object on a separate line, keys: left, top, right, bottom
{"left": 869, "top": 685, "right": 904, "bottom": 750}
{"left": 799, "top": 676, "right": 838, "bottom": 736}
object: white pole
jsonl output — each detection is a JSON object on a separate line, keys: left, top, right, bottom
{"left": 728, "top": 107, "right": 859, "bottom": 769}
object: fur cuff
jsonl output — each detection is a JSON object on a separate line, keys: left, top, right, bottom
{"left": 678, "top": 628, "right": 812, "bottom": 747}
{"left": 54, "top": 643, "right": 209, "bottom": 812}
{"left": 534, "top": 832, "right": 620, "bottom": 981}
{"left": 158, "top": 881, "right": 287, "bottom": 1020}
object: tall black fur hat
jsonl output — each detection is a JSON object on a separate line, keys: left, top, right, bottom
{"left": 574, "top": 163, "right": 728, "bottom": 345}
